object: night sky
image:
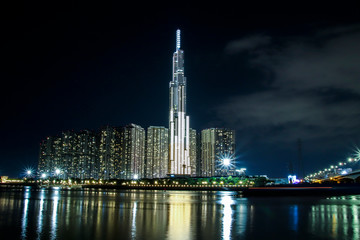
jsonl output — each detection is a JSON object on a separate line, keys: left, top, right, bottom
{"left": 2, "top": 2, "right": 360, "bottom": 178}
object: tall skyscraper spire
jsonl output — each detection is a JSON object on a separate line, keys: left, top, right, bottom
{"left": 169, "top": 29, "right": 191, "bottom": 176}
{"left": 176, "top": 29, "right": 181, "bottom": 50}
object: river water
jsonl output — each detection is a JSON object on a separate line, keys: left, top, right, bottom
{"left": 0, "top": 187, "right": 359, "bottom": 240}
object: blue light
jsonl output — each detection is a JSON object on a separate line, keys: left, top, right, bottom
{"left": 288, "top": 175, "right": 299, "bottom": 184}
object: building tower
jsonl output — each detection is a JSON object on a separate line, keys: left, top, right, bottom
{"left": 121, "top": 124, "right": 146, "bottom": 180}
{"left": 201, "top": 128, "right": 236, "bottom": 177}
{"left": 189, "top": 128, "right": 197, "bottom": 176}
{"left": 169, "top": 29, "right": 191, "bottom": 176}
{"left": 146, "top": 126, "right": 169, "bottom": 178}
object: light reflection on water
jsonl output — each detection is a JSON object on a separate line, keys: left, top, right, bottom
{"left": 1, "top": 188, "right": 360, "bottom": 240}
{"left": 50, "top": 189, "right": 59, "bottom": 240}
{"left": 167, "top": 194, "right": 192, "bottom": 240}
{"left": 290, "top": 205, "right": 298, "bottom": 232}
{"left": 309, "top": 196, "right": 360, "bottom": 240}
{"left": 21, "top": 188, "right": 30, "bottom": 239}
{"left": 131, "top": 201, "right": 137, "bottom": 240}
{"left": 221, "top": 195, "right": 234, "bottom": 240}
{"left": 37, "top": 189, "right": 45, "bottom": 239}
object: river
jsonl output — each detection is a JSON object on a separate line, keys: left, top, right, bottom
{"left": 0, "top": 187, "right": 359, "bottom": 239}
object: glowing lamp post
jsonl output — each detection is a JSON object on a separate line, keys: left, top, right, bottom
{"left": 24, "top": 169, "right": 33, "bottom": 181}
{"left": 223, "top": 158, "right": 231, "bottom": 167}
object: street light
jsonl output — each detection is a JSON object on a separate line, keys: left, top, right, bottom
{"left": 223, "top": 158, "right": 231, "bottom": 166}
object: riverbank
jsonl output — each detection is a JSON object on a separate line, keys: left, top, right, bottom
{"left": 2, "top": 182, "right": 360, "bottom": 197}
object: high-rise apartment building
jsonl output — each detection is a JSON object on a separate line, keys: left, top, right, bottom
{"left": 169, "top": 29, "right": 191, "bottom": 176}
{"left": 98, "top": 124, "right": 146, "bottom": 180}
{"left": 201, "top": 128, "right": 236, "bottom": 177}
{"left": 38, "top": 124, "right": 146, "bottom": 180}
{"left": 121, "top": 124, "right": 146, "bottom": 180}
{"left": 38, "top": 136, "right": 62, "bottom": 178}
{"left": 189, "top": 128, "right": 197, "bottom": 176}
{"left": 196, "top": 132, "right": 202, "bottom": 177}
{"left": 98, "top": 126, "right": 120, "bottom": 180}
{"left": 146, "top": 126, "right": 169, "bottom": 179}
{"left": 38, "top": 130, "right": 98, "bottom": 179}
{"left": 76, "top": 130, "right": 99, "bottom": 179}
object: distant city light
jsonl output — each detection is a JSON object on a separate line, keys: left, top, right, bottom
{"left": 55, "top": 169, "right": 61, "bottom": 175}
{"left": 41, "top": 173, "right": 47, "bottom": 178}
{"left": 288, "top": 175, "right": 299, "bottom": 184}
{"left": 133, "top": 174, "right": 139, "bottom": 180}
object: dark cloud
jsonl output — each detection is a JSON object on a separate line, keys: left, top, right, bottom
{"left": 316, "top": 24, "right": 360, "bottom": 38}
{"left": 224, "top": 35, "right": 271, "bottom": 54}
{"left": 216, "top": 25, "right": 360, "bottom": 145}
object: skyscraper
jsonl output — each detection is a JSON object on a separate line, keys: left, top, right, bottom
{"left": 146, "top": 126, "right": 169, "bottom": 178}
{"left": 98, "top": 126, "right": 119, "bottom": 180}
{"left": 189, "top": 128, "right": 197, "bottom": 176}
{"left": 73, "top": 130, "right": 98, "bottom": 179}
{"left": 169, "top": 29, "right": 191, "bottom": 176}
{"left": 38, "top": 136, "right": 62, "bottom": 178}
{"left": 121, "top": 124, "right": 146, "bottom": 180}
{"left": 38, "top": 130, "right": 99, "bottom": 179}
{"left": 201, "top": 128, "right": 236, "bottom": 177}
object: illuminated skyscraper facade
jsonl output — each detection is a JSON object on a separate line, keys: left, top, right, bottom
{"left": 38, "top": 136, "right": 62, "bottom": 178}
{"left": 121, "top": 124, "right": 146, "bottom": 180}
{"left": 72, "top": 130, "right": 98, "bottom": 179}
{"left": 98, "top": 126, "right": 121, "bottom": 180}
{"left": 201, "top": 128, "right": 236, "bottom": 177}
{"left": 189, "top": 128, "right": 197, "bottom": 176}
{"left": 169, "top": 29, "right": 191, "bottom": 176}
{"left": 38, "top": 130, "right": 98, "bottom": 179}
{"left": 146, "top": 126, "right": 169, "bottom": 178}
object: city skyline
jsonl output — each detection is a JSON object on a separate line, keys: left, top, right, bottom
{"left": 36, "top": 30, "right": 236, "bottom": 180}
{"left": 2, "top": 3, "right": 360, "bottom": 178}
{"left": 36, "top": 123, "right": 236, "bottom": 180}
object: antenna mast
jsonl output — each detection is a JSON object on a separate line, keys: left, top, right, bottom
{"left": 176, "top": 29, "right": 181, "bottom": 50}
